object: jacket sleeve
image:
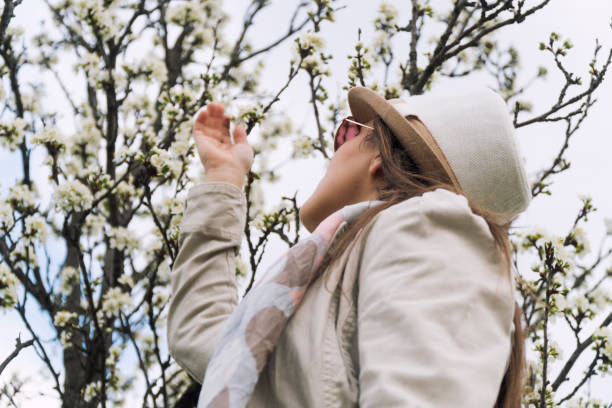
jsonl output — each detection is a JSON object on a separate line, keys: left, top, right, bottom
{"left": 357, "top": 188, "right": 515, "bottom": 407}
{"left": 167, "top": 181, "right": 246, "bottom": 383}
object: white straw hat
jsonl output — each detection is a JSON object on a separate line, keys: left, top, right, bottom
{"left": 347, "top": 84, "right": 532, "bottom": 226}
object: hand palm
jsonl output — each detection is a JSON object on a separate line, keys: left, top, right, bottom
{"left": 193, "top": 103, "right": 254, "bottom": 176}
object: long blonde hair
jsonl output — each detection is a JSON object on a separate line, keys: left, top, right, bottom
{"left": 318, "top": 115, "right": 526, "bottom": 408}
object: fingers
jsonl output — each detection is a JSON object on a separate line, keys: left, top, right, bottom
{"left": 206, "top": 102, "right": 225, "bottom": 116}
{"left": 193, "top": 103, "right": 231, "bottom": 144}
{"left": 232, "top": 124, "right": 248, "bottom": 145}
{"left": 194, "top": 102, "right": 248, "bottom": 146}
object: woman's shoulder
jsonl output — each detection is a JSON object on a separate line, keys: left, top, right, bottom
{"left": 357, "top": 187, "right": 513, "bottom": 306}
{"left": 369, "top": 187, "right": 492, "bottom": 239}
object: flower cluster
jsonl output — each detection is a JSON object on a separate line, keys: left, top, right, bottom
{"left": 292, "top": 135, "right": 316, "bottom": 159}
{"left": 0, "top": 200, "right": 14, "bottom": 228}
{"left": 150, "top": 146, "right": 183, "bottom": 178}
{"left": 76, "top": 51, "right": 109, "bottom": 89}
{"left": 0, "top": 118, "right": 27, "bottom": 151}
{"left": 101, "top": 287, "right": 132, "bottom": 318}
{"left": 105, "top": 345, "right": 122, "bottom": 368}
{"left": 83, "top": 380, "right": 101, "bottom": 403}
{"left": 85, "top": 213, "right": 105, "bottom": 237}
{"left": 234, "top": 253, "right": 248, "bottom": 278}
{"left": 24, "top": 214, "right": 48, "bottom": 244}
{"left": 378, "top": 1, "right": 399, "bottom": 24}
{"left": 54, "top": 310, "right": 77, "bottom": 327}
{"left": 152, "top": 286, "right": 170, "bottom": 309}
{"left": 0, "top": 264, "right": 19, "bottom": 309}
{"left": 58, "top": 266, "right": 80, "bottom": 295}
{"left": 297, "top": 31, "right": 325, "bottom": 52}
{"left": 107, "top": 226, "right": 139, "bottom": 252}
{"left": 295, "top": 30, "right": 331, "bottom": 77}
{"left": 8, "top": 183, "right": 37, "bottom": 213}
{"left": 163, "top": 196, "right": 184, "bottom": 216}
{"left": 594, "top": 326, "right": 612, "bottom": 356}
{"left": 53, "top": 179, "right": 94, "bottom": 213}
{"left": 31, "top": 127, "right": 65, "bottom": 152}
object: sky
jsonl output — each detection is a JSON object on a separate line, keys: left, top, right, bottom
{"left": 2, "top": 0, "right": 612, "bottom": 406}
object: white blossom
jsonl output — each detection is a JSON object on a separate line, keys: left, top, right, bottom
{"left": 25, "top": 215, "right": 48, "bottom": 243}
{"left": 59, "top": 266, "right": 80, "bottom": 295}
{"left": 152, "top": 287, "right": 170, "bottom": 308}
{"left": 0, "top": 201, "right": 14, "bottom": 227}
{"left": 547, "top": 339, "right": 564, "bottom": 361}
{"left": 150, "top": 146, "right": 182, "bottom": 178}
{"left": 105, "top": 345, "right": 122, "bottom": 367}
{"left": 594, "top": 326, "right": 612, "bottom": 341}
{"left": 150, "top": 57, "right": 168, "bottom": 82}
{"left": 591, "top": 286, "right": 610, "bottom": 310}
{"left": 234, "top": 254, "right": 248, "bottom": 277}
{"left": 61, "top": 155, "right": 86, "bottom": 178}
{"left": 251, "top": 212, "right": 265, "bottom": 230}
{"left": 117, "top": 274, "right": 134, "bottom": 288}
{"left": 84, "top": 214, "right": 105, "bottom": 237}
{"left": 170, "top": 138, "right": 190, "bottom": 157}
{"left": 144, "top": 233, "right": 163, "bottom": 258}
{"left": 551, "top": 235, "right": 574, "bottom": 270}
{"left": 113, "top": 145, "right": 132, "bottom": 163}
{"left": 8, "top": 183, "right": 36, "bottom": 208}
{"left": 60, "top": 330, "right": 73, "bottom": 348}
{"left": 573, "top": 294, "right": 589, "bottom": 311}
{"left": 0, "top": 264, "right": 19, "bottom": 309}
{"left": 10, "top": 241, "right": 38, "bottom": 267}
{"left": 378, "top": 1, "right": 399, "bottom": 23}
{"left": 157, "top": 259, "right": 171, "bottom": 285}
{"left": 101, "top": 287, "right": 132, "bottom": 317}
{"left": 302, "top": 53, "right": 330, "bottom": 76}
{"left": 53, "top": 180, "right": 94, "bottom": 213}
{"left": 71, "top": 117, "right": 102, "bottom": 155}
{"left": 83, "top": 380, "right": 101, "bottom": 403}
{"left": 136, "top": 330, "right": 154, "bottom": 352}
{"left": 292, "top": 135, "right": 315, "bottom": 158}
{"left": 164, "top": 196, "right": 184, "bottom": 215}
{"left": 54, "top": 310, "right": 77, "bottom": 327}
{"left": 167, "top": 2, "right": 206, "bottom": 25}
{"left": 594, "top": 326, "right": 612, "bottom": 361}
{"left": 115, "top": 180, "right": 136, "bottom": 198}
{"left": 571, "top": 226, "right": 590, "bottom": 259}
{"left": 297, "top": 30, "right": 325, "bottom": 52}
{"left": 77, "top": 51, "right": 108, "bottom": 87}
{"left": 0, "top": 118, "right": 27, "bottom": 151}
{"left": 21, "top": 91, "right": 43, "bottom": 116}
{"left": 553, "top": 293, "right": 567, "bottom": 312}
{"left": 107, "top": 226, "right": 139, "bottom": 252}
{"left": 31, "top": 127, "right": 65, "bottom": 148}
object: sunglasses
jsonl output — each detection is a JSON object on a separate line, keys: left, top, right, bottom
{"left": 334, "top": 116, "right": 374, "bottom": 152}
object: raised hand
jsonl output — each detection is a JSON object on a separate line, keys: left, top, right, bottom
{"left": 192, "top": 102, "right": 254, "bottom": 189}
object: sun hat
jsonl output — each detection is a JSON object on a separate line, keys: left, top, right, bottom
{"left": 347, "top": 84, "right": 532, "bottom": 226}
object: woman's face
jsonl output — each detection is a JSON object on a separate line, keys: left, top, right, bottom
{"left": 299, "top": 120, "right": 382, "bottom": 232}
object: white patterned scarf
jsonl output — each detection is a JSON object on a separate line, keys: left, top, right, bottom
{"left": 197, "top": 199, "right": 384, "bottom": 408}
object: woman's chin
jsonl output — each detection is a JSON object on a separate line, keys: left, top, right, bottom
{"left": 298, "top": 200, "right": 317, "bottom": 233}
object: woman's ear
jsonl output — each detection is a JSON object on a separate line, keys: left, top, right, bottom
{"left": 368, "top": 154, "right": 382, "bottom": 176}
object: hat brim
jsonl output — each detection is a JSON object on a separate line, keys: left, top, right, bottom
{"left": 347, "top": 86, "right": 460, "bottom": 189}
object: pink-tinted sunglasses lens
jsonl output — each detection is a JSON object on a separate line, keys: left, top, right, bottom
{"left": 334, "top": 119, "right": 360, "bottom": 151}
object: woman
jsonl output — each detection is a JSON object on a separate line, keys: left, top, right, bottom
{"left": 167, "top": 85, "right": 532, "bottom": 407}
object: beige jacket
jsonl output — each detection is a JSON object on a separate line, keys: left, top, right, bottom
{"left": 167, "top": 181, "right": 515, "bottom": 407}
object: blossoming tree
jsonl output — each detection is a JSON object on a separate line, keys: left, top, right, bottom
{"left": 0, "top": 0, "right": 611, "bottom": 407}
